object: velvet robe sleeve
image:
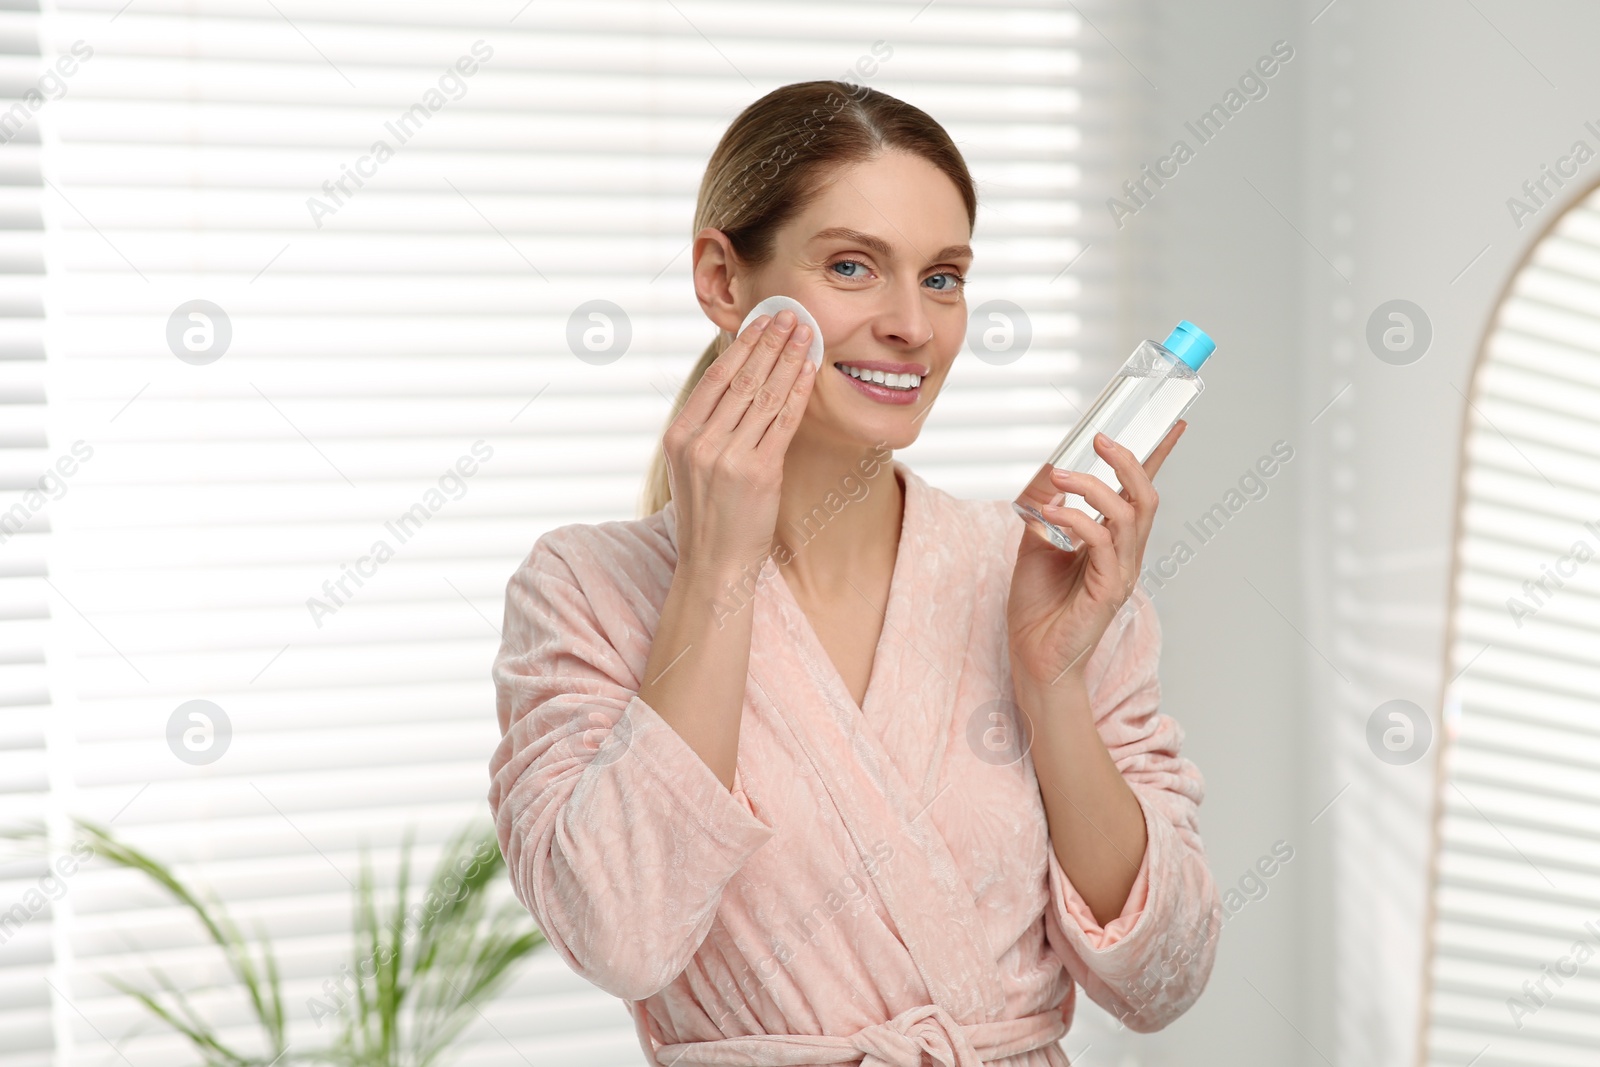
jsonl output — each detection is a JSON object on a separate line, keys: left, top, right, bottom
{"left": 1040, "top": 585, "right": 1222, "bottom": 1032}
{"left": 485, "top": 534, "right": 778, "bottom": 1002}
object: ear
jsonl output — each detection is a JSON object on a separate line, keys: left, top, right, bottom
{"left": 691, "top": 227, "right": 748, "bottom": 334}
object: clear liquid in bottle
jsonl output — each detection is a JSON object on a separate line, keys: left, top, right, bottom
{"left": 1014, "top": 321, "right": 1216, "bottom": 550}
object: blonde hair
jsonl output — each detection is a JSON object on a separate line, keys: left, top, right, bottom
{"left": 638, "top": 80, "right": 977, "bottom": 517}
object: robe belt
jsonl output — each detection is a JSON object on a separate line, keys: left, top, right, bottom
{"left": 653, "top": 1002, "right": 1067, "bottom": 1067}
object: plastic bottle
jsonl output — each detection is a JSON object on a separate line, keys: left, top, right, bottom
{"left": 1013, "top": 320, "right": 1216, "bottom": 550}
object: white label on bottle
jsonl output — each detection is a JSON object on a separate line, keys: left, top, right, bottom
{"left": 1060, "top": 378, "right": 1198, "bottom": 522}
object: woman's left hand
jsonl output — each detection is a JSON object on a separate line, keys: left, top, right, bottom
{"left": 1007, "top": 421, "right": 1186, "bottom": 689}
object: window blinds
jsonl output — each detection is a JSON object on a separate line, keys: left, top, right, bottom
{"left": 12, "top": 1, "right": 1122, "bottom": 1063}
{"left": 1424, "top": 183, "right": 1600, "bottom": 1066}
{"left": 0, "top": 0, "right": 54, "bottom": 1060}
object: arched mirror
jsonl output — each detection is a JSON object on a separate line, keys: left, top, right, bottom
{"left": 1422, "top": 179, "right": 1600, "bottom": 1066}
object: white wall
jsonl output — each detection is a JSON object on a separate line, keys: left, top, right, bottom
{"left": 1082, "top": 2, "right": 1600, "bottom": 1066}
{"left": 1070, "top": 2, "right": 1312, "bottom": 1064}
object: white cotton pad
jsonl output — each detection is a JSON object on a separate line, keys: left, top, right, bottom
{"left": 738, "top": 295, "right": 825, "bottom": 367}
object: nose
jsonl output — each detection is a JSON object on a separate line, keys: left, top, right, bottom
{"left": 874, "top": 278, "right": 934, "bottom": 350}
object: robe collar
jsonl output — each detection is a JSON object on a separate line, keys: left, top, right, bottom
{"left": 659, "top": 461, "right": 1010, "bottom": 1020}
{"left": 659, "top": 458, "right": 928, "bottom": 724}
{"left": 757, "top": 461, "right": 1010, "bottom": 1022}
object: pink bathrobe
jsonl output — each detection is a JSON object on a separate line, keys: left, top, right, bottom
{"left": 488, "top": 459, "right": 1221, "bottom": 1066}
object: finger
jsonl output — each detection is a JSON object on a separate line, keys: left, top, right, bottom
{"left": 1092, "top": 433, "right": 1161, "bottom": 561}
{"left": 675, "top": 313, "right": 775, "bottom": 430}
{"left": 1050, "top": 468, "right": 1137, "bottom": 572}
{"left": 1043, "top": 503, "right": 1120, "bottom": 583}
{"left": 755, "top": 356, "right": 818, "bottom": 459}
{"left": 707, "top": 310, "right": 798, "bottom": 433}
{"left": 1050, "top": 468, "right": 1134, "bottom": 531}
{"left": 735, "top": 320, "right": 814, "bottom": 447}
{"left": 1092, "top": 432, "right": 1156, "bottom": 511}
{"left": 1139, "top": 420, "right": 1186, "bottom": 484}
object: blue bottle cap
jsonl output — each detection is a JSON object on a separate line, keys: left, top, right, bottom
{"left": 1163, "top": 320, "right": 1216, "bottom": 370}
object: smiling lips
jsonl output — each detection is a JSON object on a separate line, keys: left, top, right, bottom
{"left": 833, "top": 360, "right": 926, "bottom": 406}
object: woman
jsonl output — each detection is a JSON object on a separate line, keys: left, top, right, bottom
{"left": 488, "top": 80, "right": 1221, "bottom": 1066}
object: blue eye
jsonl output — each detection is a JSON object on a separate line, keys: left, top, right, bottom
{"left": 926, "top": 271, "right": 964, "bottom": 291}
{"left": 830, "top": 259, "right": 866, "bottom": 278}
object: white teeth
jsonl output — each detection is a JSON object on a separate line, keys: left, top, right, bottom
{"left": 838, "top": 364, "right": 922, "bottom": 390}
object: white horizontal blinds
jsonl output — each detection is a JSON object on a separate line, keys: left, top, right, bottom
{"left": 33, "top": 2, "right": 1106, "bottom": 1065}
{"left": 1424, "top": 182, "right": 1600, "bottom": 1067}
{"left": 892, "top": 4, "right": 1122, "bottom": 499}
{"left": 0, "top": 4, "right": 59, "bottom": 1065}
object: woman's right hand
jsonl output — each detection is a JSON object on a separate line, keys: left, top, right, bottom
{"left": 662, "top": 308, "right": 819, "bottom": 577}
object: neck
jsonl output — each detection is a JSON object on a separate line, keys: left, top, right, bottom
{"left": 770, "top": 426, "right": 900, "bottom": 597}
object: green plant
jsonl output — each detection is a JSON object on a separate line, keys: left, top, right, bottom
{"left": 60, "top": 817, "right": 544, "bottom": 1067}
{"left": 316, "top": 823, "right": 544, "bottom": 1067}
{"left": 72, "top": 816, "right": 291, "bottom": 1067}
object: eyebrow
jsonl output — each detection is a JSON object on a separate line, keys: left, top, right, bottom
{"left": 809, "top": 226, "right": 973, "bottom": 266}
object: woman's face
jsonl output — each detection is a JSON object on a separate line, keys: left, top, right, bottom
{"left": 742, "top": 150, "right": 972, "bottom": 453}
